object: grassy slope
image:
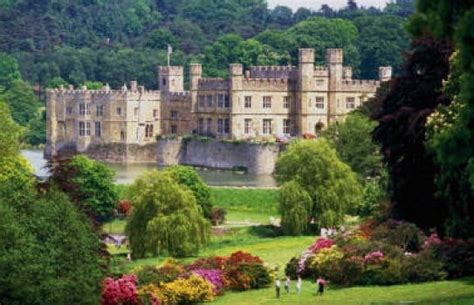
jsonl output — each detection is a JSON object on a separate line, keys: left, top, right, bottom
{"left": 210, "top": 187, "right": 279, "bottom": 224}
{"left": 211, "top": 277, "right": 474, "bottom": 305}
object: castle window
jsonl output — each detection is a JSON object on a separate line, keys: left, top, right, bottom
{"left": 198, "top": 95, "right": 205, "bottom": 108}
{"left": 263, "top": 119, "right": 272, "bottom": 134}
{"left": 207, "top": 95, "right": 213, "bottom": 107}
{"left": 66, "top": 107, "right": 73, "bottom": 115}
{"left": 86, "top": 122, "right": 91, "bottom": 136}
{"left": 153, "top": 109, "right": 159, "bottom": 117}
{"left": 206, "top": 118, "right": 212, "bottom": 133}
{"left": 315, "top": 97, "right": 325, "bottom": 109}
{"left": 145, "top": 124, "right": 154, "bottom": 138}
{"left": 283, "top": 119, "right": 291, "bottom": 135}
{"left": 120, "top": 131, "right": 125, "bottom": 141}
{"left": 79, "top": 104, "right": 86, "bottom": 116}
{"left": 95, "top": 122, "right": 102, "bottom": 137}
{"left": 86, "top": 104, "right": 91, "bottom": 115}
{"left": 283, "top": 96, "right": 290, "bottom": 109}
{"left": 316, "top": 79, "right": 325, "bottom": 87}
{"left": 263, "top": 96, "right": 272, "bottom": 109}
{"left": 162, "top": 78, "right": 166, "bottom": 86}
{"left": 171, "top": 111, "right": 178, "bottom": 119}
{"left": 224, "top": 94, "right": 230, "bottom": 107}
{"left": 245, "top": 96, "right": 252, "bottom": 108}
{"left": 244, "top": 119, "right": 252, "bottom": 134}
{"left": 346, "top": 97, "right": 356, "bottom": 109}
{"left": 217, "top": 118, "right": 230, "bottom": 134}
{"left": 116, "top": 107, "right": 122, "bottom": 116}
{"left": 217, "top": 94, "right": 225, "bottom": 108}
{"left": 171, "top": 125, "right": 177, "bottom": 134}
{"left": 96, "top": 105, "right": 104, "bottom": 117}
{"left": 198, "top": 118, "right": 205, "bottom": 133}
{"left": 79, "top": 122, "right": 85, "bottom": 137}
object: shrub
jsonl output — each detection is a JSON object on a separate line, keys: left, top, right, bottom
{"left": 308, "top": 246, "right": 344, "bottom": 280}
{"left": 102, "top": 275, "right": 139, "bottom": 305}
{"left": 159, "top": 274, "right": 214, "bottom": 305}
{"left": 136, "top": 260, "right": 186, "bottom": 286}
{"left": 431, "top": 239, "right": 474, "bottom": 278}
{"left": 227, "top": 251, "right": 263, "bottom": 266}
{"left": 358, "top": 258, "right": 406, "bottom": 286}
{"left": 226, "top": 264, "right": 272, "bottom": 291}
{"left": 401, "top": 252, "right": 447, "bottom": 283}
{"left": 371, "top": 220, "right": 426, "bottom": 252}
{"left": 186, "top": 256, "right": 228, "bottom": 271}
{"left": 210, "top": 207, "right": 227, "bottom": 225}
{"left": 192, "top": 269, "right": 225, "bottom": 294}
{"left": 284, "top": 257, "right": 299, "bottom": 279}
{"left": 118, "top": 199, "right": 132, "bottom": 216}
{"left": 138, "top": 285, "right": 161, "bottom": 305}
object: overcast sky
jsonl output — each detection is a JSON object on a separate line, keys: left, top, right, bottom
{"left": 267, "top": 0, "right": 391, "bottom": 10}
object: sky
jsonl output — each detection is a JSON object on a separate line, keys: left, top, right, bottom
{"left": 267, "top": 0, "right": 391, "bottom": 11}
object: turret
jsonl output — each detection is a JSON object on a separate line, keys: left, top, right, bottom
{"left": 158, "top": 66, "right": 184, "bottom": 94}
{"left": 298, "top": 48, "right": 315, "bottom": 135}
{"left": 326, "top": 49, "right": 344, "bottom": 125}
{"left": 189, "top": 63, "right": 202, "bottom": 91}
{"left": 379, "top": 66, "right": 393, "bottom": 82}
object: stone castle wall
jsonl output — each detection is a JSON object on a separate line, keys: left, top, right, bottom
{"left": 157, "top": 138, "right": 282, "bottom": 174}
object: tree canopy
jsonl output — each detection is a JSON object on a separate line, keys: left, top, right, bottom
{"left": 126, "top": 170, "right": 211, "bottom": 258}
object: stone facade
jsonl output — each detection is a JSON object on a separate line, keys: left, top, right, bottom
{"left": 45, "top": 48, "right": 390, "bottom": 161}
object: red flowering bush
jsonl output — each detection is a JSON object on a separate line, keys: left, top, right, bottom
{"left": 186, "top": 256, "right": 228, "bottom": 271}
{"left": 102, "top": 275, "right": 139, "bottom": 305}
{"left": 227, "top": 251, "right": 263, "bottom": 266}
{"left": 118, "top": 199, "right": 132, "bottom": 215}
{"left": 309, "top": 238, "right": 334, "bottom": 253}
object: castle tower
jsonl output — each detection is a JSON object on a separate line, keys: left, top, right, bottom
{"left": 326, "top": 48, "right": 344, "bottom": 125}
{"left": 379, "top": 66, "right": 393, "bottom": 82}
{"left": 189, "top": 63, "right": 202, "bottom": 113}
{"left": 45, "top": 90, "right": 58, "bottom": 158}
{"left": 298, "top": 48, "right": 315, "bottom": 135}
{"left": 229, "top": 64, "right": 243, "bottom": 138}
{"left": 158, "top": 66, "right": 184, "bottom": 94}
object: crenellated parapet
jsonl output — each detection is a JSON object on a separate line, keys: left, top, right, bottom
{"left": 47, "top": 86, "right": 161, "bottom": 102}
{"left": 314, "top": 66, "right": 329, "bottom": 77}
{"left": 242, "top": 78, "right": 297, "bottom": 91}
{"left": 167, "top": 91, "right": 192, "bottom": 103}
{"left": 249, "top": 66, "right": 297, "bottom": 79}
{"left": 340, "top": 80, "right": 381, "bottom": 92}
{"left": 198, "top": 78, "right": 229, "bottom": 91}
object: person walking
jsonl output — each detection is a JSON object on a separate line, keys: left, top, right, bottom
{"left": 296, "top": 276, "right": 302, "bottom": 294}
{"left": 275, "top": 278, "right": 281, "bottom": 299}
{"left": 316, "top": 277, "right": 326, "bottom": 296}
{"left": 284, "top": 276, "right": 291, "bottom": 294}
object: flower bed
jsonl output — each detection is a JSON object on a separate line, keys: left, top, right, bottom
{"left": 285, "top": 220, "right": 474, "bottom": 286}
{"left": 102, "top": 251, "right": 272, "bottom": 305}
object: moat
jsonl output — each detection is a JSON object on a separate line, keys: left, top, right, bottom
{"left": 22, "top": 149, "right": 276, "bottom": 187}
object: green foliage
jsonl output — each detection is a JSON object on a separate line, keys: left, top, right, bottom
{"left": 278, "top": 181, "right": 313, "bottom": 235}
{"left": 275, "top": 139, "right": 363, "bottom": 228}
{"left": 126, "top": 170, "right": 211, "bottom": 258}
{"left": 0, "top": 187, "right": 103, "bottom": 305}
{"left": 0, "top": 79, "right": 40, "bottom": 125}
{"left": 50, "top": 155, "right": 118, "bottom": 220}
{"left": 323, "top": 111, "right": 383, "bottom": 180}
{"left": 0, "top": 52, "right": 21, "bottom": 88}
{"left": 46, "top": 76, "right": 68, "bottom": 89}
{"left": 164, "top": 165, "right": 213, "bottom": 219}
{"left": 25, "top": 107, "right": 46, "bottom": 146}
{"left": 359, "top": 174, "right": 389, "bottom": 219}
{"left": 83, "top": 80, "right": 103, "bottom": 90}
{"left": 0, "top": 102, "right": 22, "bottom": 158}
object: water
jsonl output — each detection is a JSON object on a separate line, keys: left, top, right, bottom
{"left": 21, "top": 149, "right": 276, "bottom": 187}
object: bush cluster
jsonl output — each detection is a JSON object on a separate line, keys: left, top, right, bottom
{"left": 103, "top": 251, "right": 272, "bottom": 305}
{"left": 285, "top": 220, "right": 474, "bottom": 286}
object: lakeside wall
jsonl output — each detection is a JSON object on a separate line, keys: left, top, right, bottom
{"left": 157, "top": 139, "right": 282, "bottom": 175}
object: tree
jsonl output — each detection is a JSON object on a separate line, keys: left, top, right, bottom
{"left": 126, "top": 170, "right": 210, "bottom": 258}
{"left": 269, "top": 6, "right": 293, "bottom": 28}
{"left": 0, "top": 102, "right": 22, "bottom": 158}
{"left": 279, "top": 181, "right": 313, "bottom": 235}
{"left": 164, "top": 165, "right": 213, "bottom": 219}
{"left": 26, "top": 107, "right": 47, "bottom": 146}
{"left": 49, "top": 155, "right": 118, "bottom": 221}
{"left": 0, "top": 79, "right": 40, "bottom": 125}
{"left": 0, "top": 52, "right": 21, "bottom": 88}
{"left": 275, "top": 139, "right": 362, "bottom": 228}
{"left": 371, "top": 38, "right": 452, "bottom": 232}
{"left": 323, "top": 111, "right": 383, "bottom": 180}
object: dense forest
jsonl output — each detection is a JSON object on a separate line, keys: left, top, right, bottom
{"left": 0, "top": 0, "right": 415, "bottom": 144}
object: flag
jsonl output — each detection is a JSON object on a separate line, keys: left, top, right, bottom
{"left": 167, "top": 44, "right": 173, "bottom": 54}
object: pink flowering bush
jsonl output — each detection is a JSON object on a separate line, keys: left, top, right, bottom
{"left": 102, "top": 275, "right": 139, "bottom": 305}
{"left": 309, "top": 238, "right": 334, "bottom": 253}
{"left": 364, "top": 251, "right": 384, "bottom": 265}
{"left": 423, "top": 233, "right": 442, "bottom": 249}
{"left": 192, "top": 269, "right": 224, "bottom": 294}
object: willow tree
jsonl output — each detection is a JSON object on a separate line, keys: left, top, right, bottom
{"left": 275, "top": 139, "right": 362, "bottom": 229}
{"left": 126, "top": 170, "right": 211, "bottom": 258}
{"left": 279, "top": 181, "right": 313, "bottom": 235}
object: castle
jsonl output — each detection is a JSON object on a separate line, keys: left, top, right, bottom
{"left": 45, "top": 48, "right": 391, "bottom": 161}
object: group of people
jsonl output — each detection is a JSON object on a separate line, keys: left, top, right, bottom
{"left": 275, "top": 276, "right": 327, "bottom": 298}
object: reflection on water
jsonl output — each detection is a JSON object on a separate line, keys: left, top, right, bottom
{"left": 22, "top": 150, "right": 276, "bottom": 187}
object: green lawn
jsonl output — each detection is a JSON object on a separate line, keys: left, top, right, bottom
{"left": 211, "top": 187, "right": 279, "bottom": 224}
{"left": 210, "top": 277, "right": 474, "bottom": 305}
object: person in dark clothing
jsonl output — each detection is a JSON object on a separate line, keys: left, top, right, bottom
{"left": 316, "top": 277, "right": 326, "bottom": 296}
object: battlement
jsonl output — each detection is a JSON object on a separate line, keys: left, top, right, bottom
{"left": 249, "top": 66, "right": 297, "bottom": 79}
{"left": 168, "top": 91, "right": 191, "bottom": 103}
{"left": 47, "top": 83, "right": 161, "bottom": 100}
{"left": 242, "top": 78, "right": 296, "bottom": 91}
{"left": 314, "top": 66, "right": 329, "bottom": 77}
{"left": 343, "top": 67, "right": 353, "bottom": 79}
{"left": 340, "top": 80, "right": 381, "bottom": 92}
{"left": 326, "top": 48, "right": 343, "bottom": 64}
{"left": 198, "top": 78, "right": 229, "bottom": 90}
{"left": 159, "top": 66, "right": 183, "bottom": 76}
